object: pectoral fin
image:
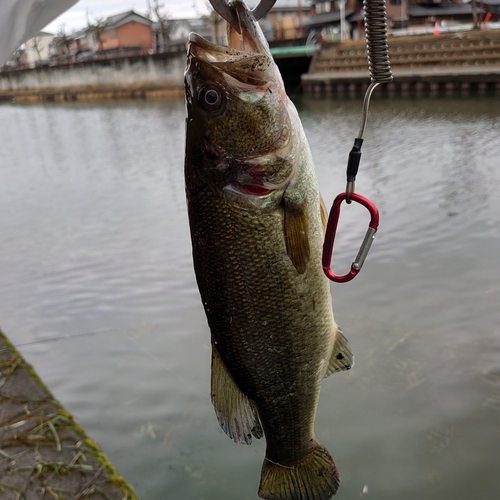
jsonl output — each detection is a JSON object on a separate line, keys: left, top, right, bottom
{"left": 211, "top": 343, "right": 263, "bottom": 444}
{"left": 283, "top": 198, "right": 310, "bottom": 275}
{"left": 324, "top": 326, "right": 353, "bottom": 377}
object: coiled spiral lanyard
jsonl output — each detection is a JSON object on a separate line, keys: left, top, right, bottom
{"left": 322, "top": 0, "right": 393, "bottom": 283}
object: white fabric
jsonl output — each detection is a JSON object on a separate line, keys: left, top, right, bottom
{"left": 0, "top": 0, "right": 78, "bottom": 65}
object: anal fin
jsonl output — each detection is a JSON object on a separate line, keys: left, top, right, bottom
{"left": 324, "top": 326, "right": 354, "bottom": 377}
{"left": 211, "top": 343, "right": 263, "bottom": 444}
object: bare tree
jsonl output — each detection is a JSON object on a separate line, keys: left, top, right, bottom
{"left": 86, "top": 13, "right": 108, "bottom": 51}
{"left": 146, "top": 0, "right": 153, "bottom": 20}
{"left": 31, "top": 35, "right": 43, "bottom": 61}
{"left": 209, "top": 10, "right": 225, "bottom": 45}
{"left": 152, "top": 0, "right": 170, "bottom": 52}
{"left": 8, "top": 47, "right": 25, "bottom": 68}
{"left": 54, "top": 24, "right": 74, "bottom": 62}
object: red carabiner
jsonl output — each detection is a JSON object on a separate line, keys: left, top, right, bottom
{"left": 322, "top": 192, "right": 379, "bottom": 283}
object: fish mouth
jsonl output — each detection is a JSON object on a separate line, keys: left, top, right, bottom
{"left": 186, "top": 0, "right": 295, "bottom": 202}
{"left": 188, "top": 0, "right": 272, "bottom": 68}
{"left": 187, "top": 3, "right": 278, "bottom": 107}
{"left": 225, "top": 0, "right": 271, "bottom": 54}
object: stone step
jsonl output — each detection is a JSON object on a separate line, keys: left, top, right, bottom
{"left": 314, "top": 52, "right": 500, "bottom": 72}
{"left": 310, "top": 29, "right": 500, "bottom": 73}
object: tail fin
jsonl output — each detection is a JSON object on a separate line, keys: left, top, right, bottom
{"left": 258, "top": 441, "right": 340, "bottom": 500}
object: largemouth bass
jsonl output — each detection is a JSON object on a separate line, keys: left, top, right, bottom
{"left": 184, "top": 2, "right": 353, "bottom": 499}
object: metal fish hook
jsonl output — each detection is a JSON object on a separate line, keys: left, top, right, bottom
{"left": 208, "top": 0, "right": 277, "bottom": 33}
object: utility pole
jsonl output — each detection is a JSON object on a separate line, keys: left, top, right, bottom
{"left": 471, "top": 0, "right": 479, "bottom": 29}
{"left": 340, "top": 0, "right": 346, "bottom": 42}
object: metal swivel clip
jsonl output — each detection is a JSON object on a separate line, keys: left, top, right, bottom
{"left": 322, "top": 193, "right": 379, "bottom": 283}
{"left": 322, "top": 0, "right": 393, "bottom": 283}
{"left": 208, "top": 0, "right": 277, "bottom": 32}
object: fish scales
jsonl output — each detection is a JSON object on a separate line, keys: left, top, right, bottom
{"left": 184, "top": 1, "right": 353, "bottom": 499}
{"left": 190, "top": 155, "right": 332, "bottom": 461}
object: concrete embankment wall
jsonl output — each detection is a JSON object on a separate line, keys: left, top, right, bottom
{"left": 0, "top": 52, "right": 186, "bottom": 102}
{"left": 0, "top": 329, "right": 139, "bottom": 499}
{"left": 303, "top": 29, "right": 500, "bottom": 97}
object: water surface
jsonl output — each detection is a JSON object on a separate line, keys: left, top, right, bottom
{"left": 1, "top": 96, "right": 499, "bottom": 499}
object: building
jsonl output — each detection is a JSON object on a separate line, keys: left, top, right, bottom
{"left": 98, "top": 10, "right": 153, "bottom": 56}
{"left": 304, "top": 0, "right": 363, "bottom": 40}
{"left": 24, "top": 31, "right": 54, "bottom": 67}
{"left": 262, "top": 0, "right": 313, "bottom": 41}
{"left": 392, "top": 0, "right": 473, "bottom": 30}
{"left": 47, "top": 10, "right": 154, "bottom": 63}
{"left": 305, "top": 0, "right": 479, "bottom": 37}
{"left": 72, "top": 27, "right": 98, "bottom": 61}
{"left": 205, "top": 1, "right": 313, "bottom": 43}
{"left": 158, "top": 17, "right": 213, "bottom": 52}
{"left": 480, "top": 0, "right": 500, "bottom": 22}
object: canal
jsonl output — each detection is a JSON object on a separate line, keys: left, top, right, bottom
{"left": 0, "top": 95, "right": 499, "bottom": 499}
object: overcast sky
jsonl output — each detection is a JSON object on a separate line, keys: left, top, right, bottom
{"left": 44, "top": 0, "right": 212, "bottom": 34}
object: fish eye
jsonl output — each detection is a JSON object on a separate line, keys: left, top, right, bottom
{"left": 199, "top": 86, "right": 223, "bottom": 112}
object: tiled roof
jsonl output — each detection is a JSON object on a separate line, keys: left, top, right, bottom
{"left": 105, "top": 10, "right": 152, "bottom": 28}
{"left": 408, "top": 4, "right": 472, "bottom": 17}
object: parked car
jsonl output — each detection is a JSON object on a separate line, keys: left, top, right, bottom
{"left": 76, "top": 51, "right": 95, "bottom": 62}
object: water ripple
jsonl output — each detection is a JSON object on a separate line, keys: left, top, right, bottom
{"left": 1, "top": 97, "right": 500, "bottom": 500}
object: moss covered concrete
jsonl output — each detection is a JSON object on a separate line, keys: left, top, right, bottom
{"left": 0, "top": 329, "right": 139, "bottom": 500}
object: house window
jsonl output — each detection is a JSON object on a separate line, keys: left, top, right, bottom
{"left": 317, "top": 1, "right": 328, "bottom": 13}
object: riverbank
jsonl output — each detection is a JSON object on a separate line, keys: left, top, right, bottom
{"left": 303, "top": 28, "right": 500, "bottom": 96}
{"left": 302, "top": 66, "right": 500, "bottom": 97}
{"left": 0, "top": 329, "right": 139, "bottom": 500}
{"left": 0, "top": 85, "right": 184, "bottom": 103}
{"left": 0, "top": 51, "right": 185, "bottom": 103}
{"left": 2, "top": 29, "right": 500, "bottom": 101}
